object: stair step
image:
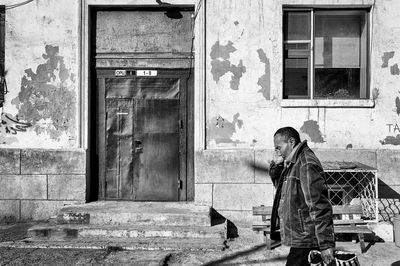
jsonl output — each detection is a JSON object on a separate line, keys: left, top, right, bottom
{"left": 0, "top": 236, "right": 227, "bottom": 251}
{"left": 28, "top": 223, "right": 227, "bottom": 240}
{"left": 57, "top": 201, "right": 211, "bottom": 226}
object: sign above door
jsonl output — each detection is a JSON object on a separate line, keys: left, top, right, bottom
{"left": 114, "top": 69, "right": 158, "bottom": 77}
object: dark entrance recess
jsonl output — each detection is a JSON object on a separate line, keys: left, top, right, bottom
{"left": 87, "top": 6, "right": 194, "bottom": 202}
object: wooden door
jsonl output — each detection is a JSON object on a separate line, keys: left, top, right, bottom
{"left": 97, "top": 71, "right": 187, "bottom": 201}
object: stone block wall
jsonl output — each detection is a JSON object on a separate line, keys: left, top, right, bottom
{"left": 0, "top": 149, "right": 86, "bottom": 223}
{"left": 195, "top": 149, "right": 275, "bottom": 225}
{"left": 195, "top": 148, "right": 400, "bottom": 225}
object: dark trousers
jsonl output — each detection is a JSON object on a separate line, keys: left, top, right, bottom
{"left": 286, "top": 247, "right": 318, "bottom": 266}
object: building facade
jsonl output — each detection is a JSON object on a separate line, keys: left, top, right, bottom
{"left": 0, "top": 0, "right": 399, "bottom": 227}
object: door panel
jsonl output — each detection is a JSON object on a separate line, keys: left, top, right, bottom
{"left": 101, "top": 74, "right": 182, "bottom": 201}
{"left": 135, "top": 99, "right": 179, "bottom": 200}
{"left": 105, "top": 98, "right": 134, "bottom": 199}
{"left": 105, "top": 78, "right": 179, "bottom": 99}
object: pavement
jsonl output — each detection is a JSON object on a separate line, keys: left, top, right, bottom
{"left": 1, "top": 222, "right": 400, "bottom": 265}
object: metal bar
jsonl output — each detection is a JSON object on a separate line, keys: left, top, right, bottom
{"left": 310, "top": 9, "right": 314, "bottom": 99}
{"left": 284, "top": 40, "right": 311, "bottom": 44}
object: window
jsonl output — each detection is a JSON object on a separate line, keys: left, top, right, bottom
{"left": 283, "top": 8, "right": 369, "bottom": 100}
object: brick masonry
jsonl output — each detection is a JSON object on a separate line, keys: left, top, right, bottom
{"left": 0, "top": 148, "right": 86, "bottom": 222}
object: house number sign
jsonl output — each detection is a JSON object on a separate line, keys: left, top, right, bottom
{"left": 136, "top": 70, "right": 157, "bottom": 76}
{"left": 114, "top": 70, "right": 158, "bottom": 77}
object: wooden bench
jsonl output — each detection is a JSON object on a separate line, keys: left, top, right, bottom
{"left": 252, "top": 205, "right": 281, "bottom": 249}
{"left": 252, "top": 204, "right": 373, "bottom": 253}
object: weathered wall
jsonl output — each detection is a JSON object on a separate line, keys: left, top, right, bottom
{"left": 0, "top": 148, "right": 85, "bottom": 223}
{"left": 0, "top": 0, "right": 79, "bottom": 148}
{"left": 0, "top": 0, "right": 399, "bottom": 226}
{"left": 199, "top": 0, "right": 400, "bottom": 225}
{"left": 205, "top": 0, "right": 400, "bottom": 149}
{"left": 0, "top": 0, "right": 84, "bottom": 222}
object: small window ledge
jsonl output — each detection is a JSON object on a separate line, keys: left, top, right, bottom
{"left": 280, "top": 99, "right": 375, "bottom": 108}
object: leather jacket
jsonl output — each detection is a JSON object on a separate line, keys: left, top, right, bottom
{"left": 270, "top": 141, "right": 335, "bottom": 250}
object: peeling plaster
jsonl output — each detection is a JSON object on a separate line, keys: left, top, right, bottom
{"left": 396, "top": 97, "right": 400, "bottom": 115}
{"left": 229, "top": 60, "right": 246, "bottom": 90}
{"left": 380, "top": 135, "right": 400, "bottom": 145}
{"left": 210, "top": 41, "right": 246, "bottom": 90}
{"left": 300, "top": 120, "right": 325, "bottom": 143}
{"left": 210, "top": 41, "right": 236, "bottom": 60}
{"left": 210, "top": 60, "right": 231, "bottom": 82}
{"left": 381, "top": 51, "right": 395, "bottom": 68}
{"left": 233, "top": 113, "right": 243, "bottom": 128}
{"left": 372, "top": 88, "right": 380, "bottom": 101}
{"left": 390, "top": 64, "right": 400, "bottom": 75}
{"left": 256, "top": 48, "right": 271, "bottom": 100}
{"left": 11, "top": 45, "right": 76, "bottom": 140}
{"left": 207, "top": 113, "right": 243, "bottom": 144}
{"left": 346, "top": 144, "right": 353, "bottom": 149}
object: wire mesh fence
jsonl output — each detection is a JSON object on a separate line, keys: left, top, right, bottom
{"left": 378, "top": 199, "right": 400, "bottom": 224}
{"left": 323, "top": 162, "right": 378, "bottom": 221}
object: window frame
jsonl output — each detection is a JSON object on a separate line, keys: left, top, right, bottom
{"left": 282, "top": 6, "right": 373, "bottom": 107}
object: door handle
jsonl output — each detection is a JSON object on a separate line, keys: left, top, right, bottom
{"left": 134, "top": 140, "right": 143, "bottom": 153}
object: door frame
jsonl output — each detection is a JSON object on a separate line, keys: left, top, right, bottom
{"left": 82, "top": 2, "right": 204, "bottom": 201}
{"left": 95, "top": 68, "right": 193, "bottom": 201}
{"left": 80, "top": 0, "right": 206, "bottom": 148}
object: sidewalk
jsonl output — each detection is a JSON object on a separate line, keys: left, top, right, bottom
{"left": 1, "top": 223, "right": 400, "bottom": 265}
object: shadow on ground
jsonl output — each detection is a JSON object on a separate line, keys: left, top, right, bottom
{"left": 0, "top": 222, "right": 33, "bottom": 242}
{"left": 201, "top": 243, "right": 286, "bottom": 266}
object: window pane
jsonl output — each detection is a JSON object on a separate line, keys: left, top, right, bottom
{"left": 284, "top": 58, "right": 309, "bottom": 98}
{"left": 315, "top": 11, "right": 364, "bottom": 68}
{"left": 284, "top": 11, "right": 311, "bottom": 41}
{"left": 314, "top": 10, "right": 368, "bottom": 99}
{"left": 314, "top": 68, "right": 360, "bottom": 99}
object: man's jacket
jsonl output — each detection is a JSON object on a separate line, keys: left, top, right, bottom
{"left": 269, "top": 140, "right": 335, "bottom": 250}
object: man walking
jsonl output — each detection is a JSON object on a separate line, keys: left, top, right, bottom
{"left": 269, "top": 127, "right": 335, "bottom": 265}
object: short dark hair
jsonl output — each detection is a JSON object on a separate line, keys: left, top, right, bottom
{"left": 274, "top": 127, "right": 301, "bottom": 144}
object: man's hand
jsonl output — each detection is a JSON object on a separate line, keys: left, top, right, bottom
{"left": 271, "top": 152, "right": 284, "bottom": 165}
{"left": 321, "top": 248, "right": 334, "bottom": 265}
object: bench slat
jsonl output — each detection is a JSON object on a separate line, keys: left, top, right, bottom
{"left": 334, "top": 219, "right": 368, "bottom": 225}
{"left": 334, "top": 225, "right": 372, "bottom": 234}
{"left": 254, "top": 205, "right": 363, "bottom": 216}
{"left": 333, "top": 205, "right": 363, "bottom": 215}
{"left": 253, "top": 206, "right": 273, "bottom": 215}
{"left": 252, "top": 225, "right": 271, "bottom": 233}
{"left": 253, "top": 222, "right": 271, "bottom": 227}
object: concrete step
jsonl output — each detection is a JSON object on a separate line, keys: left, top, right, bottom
{"left": 57, "top": 201, "right": 211, "bottom": 226}
{"left": 28, "top": 223, "right": 227, "bottom": 240}
{"left": 0, "top": 236, "right": 227, "bottom": 252}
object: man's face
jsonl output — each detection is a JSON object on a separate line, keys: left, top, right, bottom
{"left": 274, "top": 134, "right": 295, "bottom": 160}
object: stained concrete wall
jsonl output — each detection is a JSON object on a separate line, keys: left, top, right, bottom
{"left": 205, "top": 0, "right": 400, "bottom": 149}
{"left": 0, "top": 0, "right": 83, "bottom": 222}
{"left": 0, "top": 0, "right": 79, "bottom": 148}
{"left": 0, "top": 0, "right": 399, "bottom": 226}
{"left": 0, "top": 149, "right": 85, "bottom": 223}
{"left": 200, "top": 0, "right": 400, "bottom": 225}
